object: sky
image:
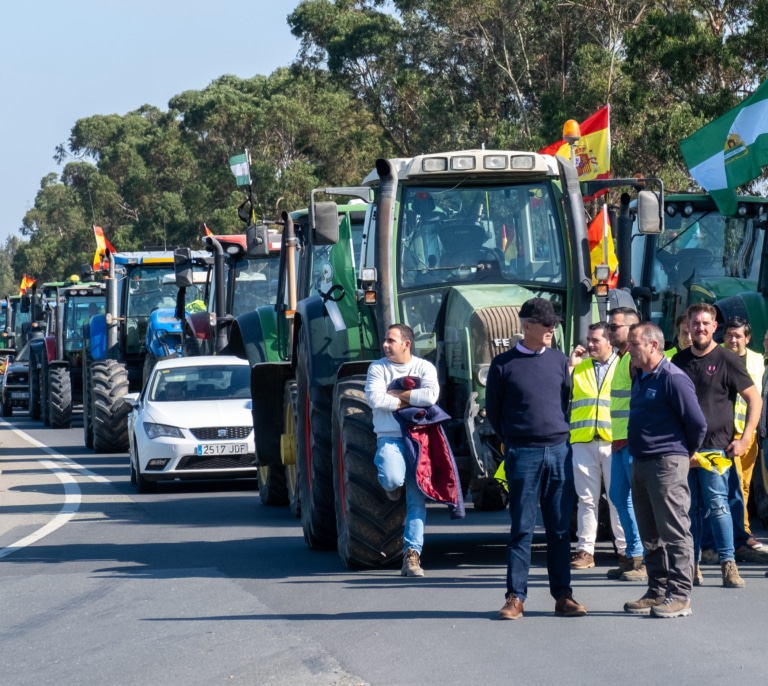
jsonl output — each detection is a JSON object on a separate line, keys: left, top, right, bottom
{"left": 0, "top": 0, "right": 303, "bottom": 244}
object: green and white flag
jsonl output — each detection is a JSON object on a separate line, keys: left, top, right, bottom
{"left": 229, "top": 151, "right": 250, "bottom": 187}
{"left": 680, "top": 80, "right": 768, "bottom": 216}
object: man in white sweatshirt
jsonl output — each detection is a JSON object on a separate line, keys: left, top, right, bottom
{"left": 365, "top": 323, "right": 440, "bottom": 577}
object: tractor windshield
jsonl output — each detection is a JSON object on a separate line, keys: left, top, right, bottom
{"left": 398, "top": 183, "right": 565, "bottom": 290}
{"left": 632, "top": 207, "right": 763, "bottom": 341}
{"left": 229, "top": 254, "right": 282, "bottom": 317}
{"left": 65, "top": 296, "right": 105, "bottom": 351}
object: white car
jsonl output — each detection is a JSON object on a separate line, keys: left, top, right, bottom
{"left": 126, "top": 356, "right": 256, "bottom": 492}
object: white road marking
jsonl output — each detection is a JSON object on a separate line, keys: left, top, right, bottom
{"left": 0, "top": 424, "right": 110, "bottom": 559}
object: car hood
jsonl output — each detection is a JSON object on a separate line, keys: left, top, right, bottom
{"left": 142, "top": 398, "right": 253, "bottom": 428}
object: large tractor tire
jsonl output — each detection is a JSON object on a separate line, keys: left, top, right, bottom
{"left": 92, "top": 359, "right": 131, "bottom": 453}
{"left": 28, "top": 347, "right": 41, "bottom": 420}
{"left": 41, "top": 357, "right": 51, "bottom": 426}
{"left": 82, "top": 353, "right": 94, "bottom": 449}
{"left": 332, "top": 376, "right": 405, "bottom": 569}
{"left": 296, "top": 333, "right": 336, "bottom": 549}
{"left": 282, "top": 379, "right": 300, "bottom": 518}
{"left": 49, "top": 367, "right": 73, "bottom": 429}
{"left": 258, "top": 464, "right": 288, "bottom": 507}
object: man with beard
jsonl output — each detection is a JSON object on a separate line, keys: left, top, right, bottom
{"left": 672, "top": 304, "right": 761, "bottom": 589}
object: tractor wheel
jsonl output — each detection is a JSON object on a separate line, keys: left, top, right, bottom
{"left": 470, "top": 476, "right": 508, "bottom": 511}
{"left": 41, "top": 357, "right": 51, "bottom": 426}
{"left": 82, "top": 352, "right": 94, "bottom": 449}
{"left": 257, "top": 464, "right": 288, "bottom": 506}
{"left": 49, "top": 367, "right": 73, "bottom": 429}
{"left": 332, "top": 376, "right": 405, "bottom": 569}
{"left": 92, "top": 359, "right": 130, "bottom": 453}
{"left": 282, "top": 379, "right": 300, "bottom": 518}
{"left": 28, "top": 347, "right": 41, "bottom": 420}
{"left": 296, "top": 331, "right": 336, "bottom": 549}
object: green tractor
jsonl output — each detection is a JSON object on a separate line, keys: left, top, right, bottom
{"left": 237, "top": 154, "right": 662, "bottom": 568}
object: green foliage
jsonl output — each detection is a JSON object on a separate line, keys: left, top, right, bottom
{"left": 11, "top": 0, "right": 768, "bottom": 285}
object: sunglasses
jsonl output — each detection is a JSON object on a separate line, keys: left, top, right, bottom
{"left": 608, "top": 323, "right": 629, "bottom": 332}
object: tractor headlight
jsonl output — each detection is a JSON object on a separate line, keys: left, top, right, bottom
{"left": 476, "top": 364, "right": 490, "bottom": 387}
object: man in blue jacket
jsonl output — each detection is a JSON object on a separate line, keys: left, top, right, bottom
{"left": 487, "top": 297, "right": 587, "bottom": 620}
{"left": 625, "top": 322, "right": 706, "bottom": 618}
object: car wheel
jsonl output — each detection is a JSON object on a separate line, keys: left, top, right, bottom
{"left": 129, "top": 438, "right": 138, "bottom": 486}
{"left": 134, "top": 446, "right": 157, "bottom": 494}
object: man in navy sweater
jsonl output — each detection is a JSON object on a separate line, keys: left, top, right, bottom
{"left": 486, "top": 298, "right": 587, "bottom": 620}
{"left": 625, "top": 322, "right": 706, "bottom": 618}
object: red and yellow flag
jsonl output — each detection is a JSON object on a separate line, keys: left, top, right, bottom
{"left": 588, "top": 205, "right": 618, "bottom": 287}
{"left": 19, "top": 273, "right": 36, "bottom": 295}
{"left": 204, "top": 223, "right": 214, "bottom": 237}
{"left": 539, "top": 105, "right": 611, "bottom": 193}
{"left": 93, "top": 226, "right": 117, "bottom": 271}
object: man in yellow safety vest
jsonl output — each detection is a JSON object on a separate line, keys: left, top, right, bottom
{"left": 568, "top": 322, "right": 626, "bottom": 570}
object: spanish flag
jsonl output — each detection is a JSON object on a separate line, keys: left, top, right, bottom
{"left": 93, "top": 226, "right": 117, "bottom": 271}
{"left": 19, "top": 274, "right": 36, "bottom": 295}
{"left": 539, "top": 105, "right": 611, "bottom": 194}
{"left": 588, "top": 205, "right": 618, "bottom": 288}
{"left": 204, "top": 223, "right": 213, "bottom": 237}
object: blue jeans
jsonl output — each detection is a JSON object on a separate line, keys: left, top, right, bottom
{"left": 608, "top": 446, "right": 643, "bottom": 558}
{"left": 504, "top": 441, "right": 574, "bottom": 603}
{"left": 374, "top": 437, "right": 426, "bottom": 554}
{"left": 689, "top": 461, "right": 735, "bottom": 564}
{"left": 700, "top": 458, "right": 749, "bottom": 551}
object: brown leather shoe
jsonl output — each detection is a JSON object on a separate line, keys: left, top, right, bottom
{"left": 555, "top": 594, "right": 587, "bottom": 617}
{"left": 498, "top": 594, "right": 524, "bottom": 620}
{"left": 570, "top": 550, "right": 595, "bottom": 569}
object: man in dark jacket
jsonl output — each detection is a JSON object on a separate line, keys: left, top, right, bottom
{"left": 486, "top": 297, "right": 587, "bottom": 620}
{"left": 625, "top": 322, "right": 706, "bottom": 618}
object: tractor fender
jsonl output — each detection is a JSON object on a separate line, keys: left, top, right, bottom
{"left": 88, "top": 314, "right": 108, "bottom": 361}
{"left": 716, "top": 292, "right": 768, "bottom": 351}
{"left": 228, "top": 307, "right": 279, "bottom": 366}
{"left": 294, "top": 294, "right": 352, "bottom": 387}
{"left": 250, "top": 361, "right": 293, "bottom": 467}
{"left": 43, "top": 335, "right": 56, "bottom": 364}
{"left": 185, "top": 311, "right": 213, "bottom": 341}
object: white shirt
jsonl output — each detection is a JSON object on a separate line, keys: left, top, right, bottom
{"left": 365, "top": 356, "right": 439, "bottom": 438}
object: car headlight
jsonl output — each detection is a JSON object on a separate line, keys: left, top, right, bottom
{"left": 144, "top": 422, "right": 184, "bottom": 439}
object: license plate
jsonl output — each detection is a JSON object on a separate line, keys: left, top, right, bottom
{"left": 11, "top": 392, "right": 29, "bottom": 399}
{"left": 197, "top": 443, "right": 248, "bottom": 456}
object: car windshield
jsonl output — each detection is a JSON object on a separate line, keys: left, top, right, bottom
{"left": 398, "top": 183, "right": 565, "bottom": 289}
{"left": 149, "top": 364, "right": 250, "bottom": 402}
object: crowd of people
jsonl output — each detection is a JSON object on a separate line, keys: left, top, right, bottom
{"left": 365, "top": 298, "right": 768, "bottom": 619}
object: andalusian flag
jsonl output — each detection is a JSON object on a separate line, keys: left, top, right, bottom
{"left": 539, "top": 105, "right": 611, "bottom": 186}
{"left": 229, "top": 151, "right": 251, "bottom": 187}
{"left": 680, "top": 80, "right": 768, "bottom": 216}
{"left": 19, "top": 274, "right": 36, "bottom": 295}
{"left": 588, "top": 205, "right": 618, "bottom": 288}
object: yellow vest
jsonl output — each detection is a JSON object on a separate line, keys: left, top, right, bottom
{"left": 664, "top": 346, "right": 678, "bottom": 360}
{"left": 610, "top": 352, "right": 632, "bottom": 441}
{"left": 570, "top": 356, "right": 617, "bottom": 443}
{"left": 734, "top": 348, "right": 764, "bottom": 434}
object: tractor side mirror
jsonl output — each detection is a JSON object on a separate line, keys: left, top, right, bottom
{"left": 313, "top": 201, "right": 340, "bottom": 245}
{"left": 246, "top": 224, "right": 270, "bottom": 258}
{"left": 174, "top": 248, "right": 194, "bottom": 289}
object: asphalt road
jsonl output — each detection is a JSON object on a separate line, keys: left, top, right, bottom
{"left": 2, "top": 411, "right": 768, "bottom": 686}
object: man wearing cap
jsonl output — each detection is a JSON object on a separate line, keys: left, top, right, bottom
{"left": 487, "top": 297, "right": 587, "bottom": 620}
